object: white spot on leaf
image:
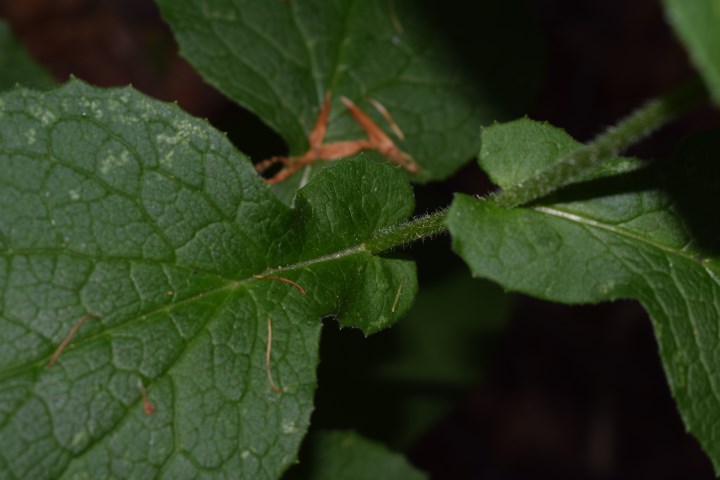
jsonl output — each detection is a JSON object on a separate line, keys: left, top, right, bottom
{"left": 281, "top": 420, "right": 297, "bottom": 434}
{"left": 29, "top": 104, "right": 56, "bottom": 126}
{"left": 100, "top": 149, "right": 130, "bottom": 175}
{"left": 25, "top": 128, "right": 36, "bottom": 145}
{"left": 71, "top": 430, "right": 88, "bottom": 447}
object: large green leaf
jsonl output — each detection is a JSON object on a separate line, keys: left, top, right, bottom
{"left": 662, "top": 0, "right": 720, "bottom": 104}
{"left": 0, "top": 80, "right": 416, "bottom": 479}
{"left": 286, "top": 430, "right": 427, "bottom": 480}
{"left": 448, "top": 119, "right": 720, "bottom": 471}
{"left": 154, "top": 0, "right": 543, "bottom": 186}
{"left": 0, "top": 19, "right": 54, "bottom": 91}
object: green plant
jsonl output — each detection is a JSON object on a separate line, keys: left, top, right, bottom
{"left": 1, "top": 1, "right": 719, "bottom": 478}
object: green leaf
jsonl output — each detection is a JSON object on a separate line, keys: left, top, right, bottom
{"left": 477, "top": 117, "right": 644, "bottom": 190}
{"left": 0, "top": 19, "right": 54, "bottom": 91}
{"left": 662, "top": 0, "right": 720, "bottom": 104}
{"left": 286, "top": 430, "right": 427, "bottom": 480}
{"left": 448, "top": 119, "right": 720, "bottom": 471}
{"left": 154, "top": 0, "right": 543, "bottom": 185}
{"left": 0, "top": 80, "right": 417, "bottom": 479}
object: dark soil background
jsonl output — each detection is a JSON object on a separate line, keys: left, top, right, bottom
{"left": 2, "top": 0, "right": 718, "bottom": 479}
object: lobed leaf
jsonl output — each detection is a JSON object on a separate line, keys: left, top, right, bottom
{"left": 154, "top": 0, "right": 543, "bottom": 187}
{"left": 0, "top": 80, "right": 417, "bottom": 479}
{"left": 448, "top": 119, "right": 720, "bottom": 471}
{"left": 662, "top": 0, "right": 720, "bottom": 104}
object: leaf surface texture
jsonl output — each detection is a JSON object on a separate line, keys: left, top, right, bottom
{"left": 155, "top": 0, "right": 543, "bottom": 186}
{"left": 0, "top": 80, "right": 416, "bottom": 479}
{"left": 449, "top": 119, "right": 720, "bottom": 471}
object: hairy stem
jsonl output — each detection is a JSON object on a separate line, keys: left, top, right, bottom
{"left": 363, "top": 210, "right": 448, "bottom": 254}
{"left": 492, "top": 78, "right": 707, "bottom": 208}
{"left": 364, "top": 78, "right": 708, "bottom": 254}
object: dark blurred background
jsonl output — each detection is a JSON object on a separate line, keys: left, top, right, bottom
{"left": 2, "top": 0, "right": 718, "bottom": 478}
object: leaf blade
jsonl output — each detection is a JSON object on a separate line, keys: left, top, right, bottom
{"left": 449, "top": 120, "right": 720, "bottom": 471}
{"left": 0, "top": 80, "right": 416, "bottom": 478}
{"left": 663, "top": 0, "right": 720, "bottom": 104}
{"left": 154, "top": 0, "right": 543, "bottom": 183}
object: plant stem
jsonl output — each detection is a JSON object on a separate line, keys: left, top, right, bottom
{"left": 364, "top": 78, "right": 707, "bottom": 254}
{"left": 363, "top": 210, "right": 448, "bottom": 254}
{"left": 491, "top": 78, "right": 708, "bottom": 208}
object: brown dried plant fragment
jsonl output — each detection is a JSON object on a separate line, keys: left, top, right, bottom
{"left": 391, "top": 280, "right": 404, "bottom": 313}
{"left": 368, "top": 98, "right": 405, "bottom": 141}
{"left": 137, "top": 379, "right": 156, "bottom": 416}
{"left": 253, "top": 274, "right": 307, "bottom": 295}
{"left": 266, "top": 316, "right": 284, "bottom": 393}
{"left": 256, "top": 92, "right": 419, "bottom": 184}
{"left": 47, "top": 313, "right": 99, "bottom": 368}
{"left": 340, "top": 96, "right": 418, "bottom": 173}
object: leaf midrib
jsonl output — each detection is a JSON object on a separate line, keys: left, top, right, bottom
{"left": 0, "top": 243, "right": 366, "bottom": 381}
{"left": 533, "top": 205, "right": 719, "bottom": 280}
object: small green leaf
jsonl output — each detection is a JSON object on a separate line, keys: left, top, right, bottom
{"left": 287, "top": 430, "right": 427, "bottom": 480}
{"left": 154, "top": 0, "right": 543, "bottom": 184}
{"left": 0, "top": 80, "right": 416, "bottom": 479}
{"left": 0, "top": 19, "right": 54, "bottom": 91}
{"left": 448, "top": 120, "right": 720, "bottom": 471}
{"left": 663, "top": 0, "right": 720, "bottom": 104}
{"left": 478, "top": 117, "right": 646, "bottom": 191}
